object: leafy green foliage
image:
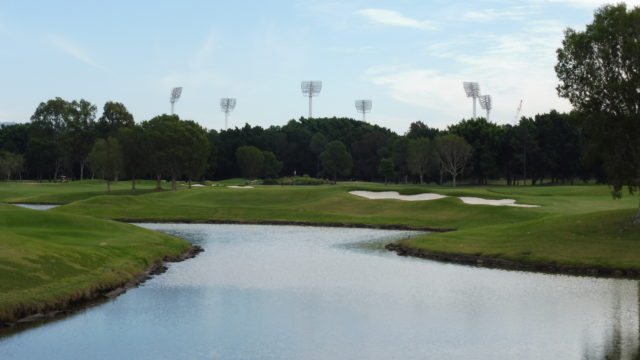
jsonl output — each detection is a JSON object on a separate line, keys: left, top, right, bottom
{"left": 320, "top": 140, "right": 353, "bottom": 182}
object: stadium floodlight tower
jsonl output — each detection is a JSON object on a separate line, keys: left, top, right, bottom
{"left": 463, "top": 82, "right": 481, "bottom": 118}
{"left": 301, "top": 81, "right": 322, "bottom": 119}
{"left": 479, "top": 95, "right": 492, "bottom": 121}
{"left": 355, "top": 99, "right": 372, "bottom": 121}
{"left": 170, "top": 87, "right": 183, "bottom": 115}
{"left": 220, "top": 98, "right": 237, "bottom": 130}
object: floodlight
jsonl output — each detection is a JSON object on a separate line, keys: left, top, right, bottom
{"left": 463, "top": 82, "right": 480, "bottom": 118}
{"left": 170, "top": 87, "right": 183, "bottom": 115}
{"left": 479, "top": 95, "right": 492, "bottom": 121}
{"left": 355, "top": 100, "right": 372, "bottom": 121}
{"left": 301, "top": 81, "right": 322, "bottom": 119}
{"left": 220, "top": 98, "right": 237, "bottom": 130}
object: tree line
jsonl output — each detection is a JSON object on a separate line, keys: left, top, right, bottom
{"left": 0, "top": 96, "right": 605, "bottom": 188}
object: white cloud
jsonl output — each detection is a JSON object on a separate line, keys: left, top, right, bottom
{"left": 461, "top": 7, "right": 539, "bottom": 22}
{"left": 190, "top": 30, "right": 217, "bottom": 69}
{"left": 532, "top": 0, "right": 640, "bottom": 8}
{"left": 48, "top": 35, "right": 106, "bottom": 71}
{"left": 356, "top": 8, "right": 435, "bottom": 30}
{"left": 365, "top": 22, "right": 572, "bottom": 127}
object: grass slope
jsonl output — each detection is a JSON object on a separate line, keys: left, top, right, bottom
{"left": 50, "top": 182, "right": 640, "bottom": 272}
{"left": 0, "top": 203, "right": 188, "bottom": 323}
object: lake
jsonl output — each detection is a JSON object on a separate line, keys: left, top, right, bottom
{"left": 0, "top": 224, "right": 638, "bottom": 359}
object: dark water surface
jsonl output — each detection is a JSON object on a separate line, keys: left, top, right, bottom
{"left": 1, "top": 224, "right": 638, "bottom": 359}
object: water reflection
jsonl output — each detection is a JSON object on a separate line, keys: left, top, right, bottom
{"left": 0, "top": 224, "right": 638, "bottom": 360}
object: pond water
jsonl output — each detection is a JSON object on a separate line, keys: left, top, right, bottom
{"left": 0, "top": 224, "right": 638, "bottom": 359}
{"left": 10, "top": 203, "right": 60, "bottom": 210}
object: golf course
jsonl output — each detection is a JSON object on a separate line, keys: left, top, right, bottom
{"left": 1, "top": 180, "right": 639, "bottom": 326}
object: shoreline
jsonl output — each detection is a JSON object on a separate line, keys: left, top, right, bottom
{"left": 116, "top": 218, "right": 455, "bottom": 233}
{"left": 385, "top": 243, "right": 640, "bottom": 279}
{"left": 0, "top": 245, "right": 204, "bottom": 331}
{"left": 125, "top": 219, "right": 640, "bottom": 279}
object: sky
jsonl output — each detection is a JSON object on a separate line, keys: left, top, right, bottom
{"left": 1, "top": 0, "right": 639, "bottom": 134}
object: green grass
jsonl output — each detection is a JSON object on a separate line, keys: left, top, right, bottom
{"left": 0, "top": 179, "right": 166, "bottom": 204}
{"left": 0, "top": 203, "right": 189, "bottom": 323}
{"left": 0, "top": 179, "right": 638, "bottom": 323}
{"left": 47, "top": 181, "right": 639, "bottom": 271}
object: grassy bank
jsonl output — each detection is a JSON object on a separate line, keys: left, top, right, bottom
{"left": 0, "top": 203, "right": 189, "bottom": 324}
{"left": 46, "top": 182, "right": 640, "bottom": 272}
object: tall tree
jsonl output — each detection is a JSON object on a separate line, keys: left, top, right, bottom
{"left": 555, "top": 4, "right": 640, "bottom": 222}
{"left": 236, "top": 146, "right": 264, "bottom": 180}
{"left": 182, "top": 120, "right": 210, "bottom": 188}
{"left": 435, "top": 135, "right": 472, "bottom": 187}
{"left": 320, "top": 140, "right": 352, "bottom": 183}
{"left": 117, "top": 125, "right": 147, "bottom": 190}
{"left": 309, "top": 132, "right": 327, "bottom": 177}
{"left": 65, "top": 99, "right": 97, "bottom": 180}
{"left": 97, "top": 102, "right": 134, "bottom": 138}
{"left": 28, "top": 98, "right": 72, "bottom": 180}
{"left": 87, "top": 137, "right": 123, "bottom": 192}
{"left": 377, "top": 158, "right": 395, "bottom": 185}
{"left": 262, "top": 151, "right": 283, "bottom": 179}
{"left": 407, "top": 137, "right": 433, "bottom": 184}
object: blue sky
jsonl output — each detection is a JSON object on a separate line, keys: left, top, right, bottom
{"left": 1, "top": 0, "right": 638, "bottom": 133}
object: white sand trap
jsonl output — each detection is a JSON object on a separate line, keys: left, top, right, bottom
{"left": 349, "top": 191, "right": 539, "bottom": 207}
{"left": 458, "top": 197, "right": 539, "bottom": 207}
{"left": 227, "top": 185, "right": 254, "bottom": 189}
{"left": 191, "top": 184, "right": 205, "bottom": 187}
{"left": 349, "top": 191, "right": 446, "bottom": 201}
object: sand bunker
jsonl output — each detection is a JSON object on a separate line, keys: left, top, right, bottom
{"left": 349, "top": 191, "right": 446, "bottom": 201}
{"left": 349, "top": 191, "right": 539, "bottom": 207}
{"left": 227, "top": 185, "right": 254, "bottom": 189}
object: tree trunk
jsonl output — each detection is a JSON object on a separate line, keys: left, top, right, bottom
{"left": 156, "top": 174, "right": 162, "bottom": 190}
{"left": 132, "top": 177, "right": 136, "bottom": 190}
{"left": 171, "top": 176, "right": 177, "bottom": 190}
{"left": 80, "top": 162, "right": 84, "bottom": 181}
{"left": 419, "top": 173, "right": 424, "bottom": 184}
{"left": 452, "top": 174, "right": 457, "bottom": 187}
{"left": 188, "top": 178, "right": 192, "bottom": 189}
{"left": 107, "top": 179, "right": 111, "bottom": 193}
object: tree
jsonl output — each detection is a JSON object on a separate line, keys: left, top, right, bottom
{"left": 182, "top": 120, "right": 210, "bottom": 188}
{"left": 235, "top": 146, "right": 264, "bottom": 180}
{"left": 117, "top": 125, "right": 147, "bottom": 190}
{"left": 87, "top": 137, "right": 123, "bottom": 192}
{"left": 97, "top": 102, "right": 134, "bottom": 138}
{"left": 0, "top": 152, "right": 24, "bottom": 180}
{"left": 64, "top": 99, "right": 97, "bottom": 180}
{"left": 407, "top": 137, "right": 433, "bottom": 184}
{"left": 377, "top": 158, "right": 394, "bottom": 185}
{"left": 309, "top": 132, "right": 327, "bottom": 177}
{"left": 555, "top": 4, "right": 640, "bottom": 222}
{"left": 391, "top": 137, "right": 410, "bottom": 183}
{"left": 435, "top": 135, "right": 472, "bottom": 187}
{"left": 320, "top": 140, "right": 352, "bottom": 183}
{"left": 142, "top": 114, "right": 203, "bottom": 190}
{"left": 28, "top": 98, "right": 72, "bottom": 180}
{"left": 262, "top": 151, "right": 283, "bottom": 179}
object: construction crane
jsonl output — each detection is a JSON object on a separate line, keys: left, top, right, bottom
{"left": 514, "top": 99, "right": 523, "bottom": 123}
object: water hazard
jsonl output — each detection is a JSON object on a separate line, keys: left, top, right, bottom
{"left": 1, "top": 224, "right": 638, "bottom": 359}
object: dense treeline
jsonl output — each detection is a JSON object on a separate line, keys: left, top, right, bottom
{"left": 0, "top": 97, "right": 604, "bottom": 187}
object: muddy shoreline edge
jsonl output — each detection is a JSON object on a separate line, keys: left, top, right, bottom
{"left": 385, "top": 243, "right": 640, "bottom": 279}
{"left": 1, "top": 245, "right": 204, "bottom": 330}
